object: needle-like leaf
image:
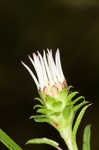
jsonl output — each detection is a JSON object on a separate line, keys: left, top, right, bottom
{"left": 0, "top": 129, "right": 23, "bottom": 150}
{"left": 26, "top": 137, "right": 62, "bottom": 150}
{"left": 73, "top": 105, "right": 89, "bottom": 138}
{"left": 82, "top": 124, "right": 91, "bottom": 150}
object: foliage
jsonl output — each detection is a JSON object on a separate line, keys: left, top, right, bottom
{"left": 0, "top": 129, "right": 23, "bottom": 150}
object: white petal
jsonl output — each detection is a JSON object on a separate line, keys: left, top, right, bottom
{"left": 47, "top": 51, "right": 57, "bottom": 83}
{"left": 32, "top": 53, "right": 44, "bottom": 90}
{"left": 43, "top": 50, "right": 54, "bottom": 86}
{"left": 47, "top": 49, "right": 58, "bottom": 83}
{"left": 56, "top": 48, "right": 65, "bottom": 82}
{"left": 28, "top": 54, "right": 43, "bottom": 89}
{"left": 55, "top": 50, "right": 61, "bottom": 82}
{"left": 28, "top": 55, "right": 40, "bottom": 84}
{"left": 21, "top": 61, "right": 39, "bottom": 89}
{"left": 37, "top": 51, "right": 48, "bottom": 86}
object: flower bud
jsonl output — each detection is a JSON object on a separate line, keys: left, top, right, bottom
{"left": 21, "top": 48, "right": 68, "bottom": 98}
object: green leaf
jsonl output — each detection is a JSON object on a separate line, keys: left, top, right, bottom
{"left": 56, "top": 89, "right": 68, "bottom": 101}
{"left": 52, "top": 101, "right": 62, "bottom": 112}
{"left": 63, "top": 105, "right": 72, "bottom": 119}
{"left": 37, "top": 108, "right": 52, "bottom": 115}
{"left": 34, "top": 118, "right": 51, "bottom": 124}
{"left": 0, "top": 129, "right": 23, "bottom": 150}
{"left": 73, "top": 105, "right": 89, "bottom": 138}
{"left": 72, "top": 96, "right": 85, "bottom": 105}
{"left": 30, "top": 113, "right": 53, "bottom": 124}
{"left": 63, "top": 105, "right": 75, "bottom": 126}
{"left": 40, "top": 92, "right": 46, "bottom": 101}
{"left": 29, "top": 115, "right": 46, "bottom": 119}
{"left": 33, "top": 104, "right": 42, "bottom": 109}
{"left": 67, "top": 85, "right": 73, "bottom": 91}
{"left": 68, "top": 91, "right": 79, "bottom": 101}
{"left": 82, "top": 124, "right": 91, "bottom": 150}
{"left": 26, "top": 138, "right": 62, "bottom": 150}
{"left": 46, "top": 96, "right": 57, "bottom": 106}
{"left": 73, "top": 101, "right": 87, "bottom": 112}
{"left": 34, "top": 97, "right": 43, "bottom": 104}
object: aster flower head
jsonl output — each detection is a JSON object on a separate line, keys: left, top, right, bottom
{"left": 21, "top": 49, "right": 67, "bottom": 97}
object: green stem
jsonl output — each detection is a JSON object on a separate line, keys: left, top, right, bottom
{"left": 59, "top": 128, "right": 78, "bottom": 150}
{"left": 64, "top": 137, "right": 78, "bottom": 150}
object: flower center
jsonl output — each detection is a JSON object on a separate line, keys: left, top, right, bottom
{"left": 42, "top": 80, "right": 67, "bottom": 97}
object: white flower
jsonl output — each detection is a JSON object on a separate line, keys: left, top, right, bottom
{"left": 21, "top": 48, "right": 67, "bottom": 97}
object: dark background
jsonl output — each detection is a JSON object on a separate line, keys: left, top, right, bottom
{"left": 0, "top": 0, "right": 99, "bottom": 150}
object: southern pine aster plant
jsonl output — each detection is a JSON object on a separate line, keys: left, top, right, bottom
{"left": 21, "top": 49, "right": 91, "bottom": 150}
{"left": 0, "top": 49, "right": 91, "bottom": 150}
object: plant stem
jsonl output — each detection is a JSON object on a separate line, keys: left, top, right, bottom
{"left": 64, "top": 137, "right": 78, "bottom": 150}
{"left": 59, "top": 128, "right": 78, "bottom": 150}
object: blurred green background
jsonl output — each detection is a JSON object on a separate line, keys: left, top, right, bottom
{"left": 0, "top": 0, "right": 99, "bottom": 150}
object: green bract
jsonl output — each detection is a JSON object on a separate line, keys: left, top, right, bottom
{"left": 30, "top": 87, "right": 90, "bottom": 150}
